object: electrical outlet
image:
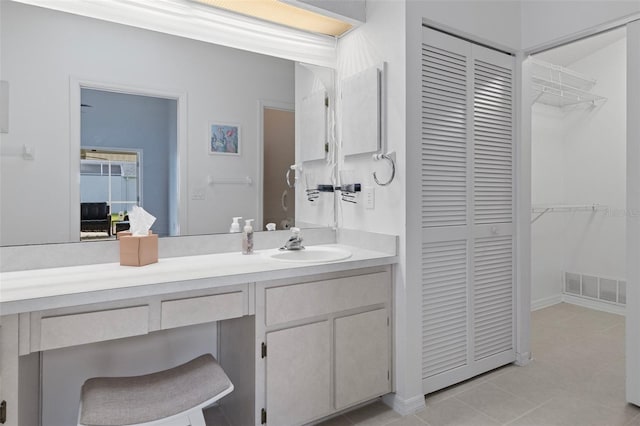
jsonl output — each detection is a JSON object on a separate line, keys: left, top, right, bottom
{"left": 191, "top": 187, "right": 205, "bottom": 200}
{"left": 364, "top": 186, "right": 375, "bottom": 210}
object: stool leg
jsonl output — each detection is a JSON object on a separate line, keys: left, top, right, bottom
{"left": 188, "top": 410, "right": 206, "bottom": 426}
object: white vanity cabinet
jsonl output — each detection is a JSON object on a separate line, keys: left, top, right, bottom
{"left": 220, "top": 267, "right": 392, "bottom": 426}
{"left": 0, "top": 243, "right": 397, "bottom": 426}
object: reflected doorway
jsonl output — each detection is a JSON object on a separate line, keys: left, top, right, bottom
{"left": 80, "top": 88, "right": 178, "bottom": 238}
{"left": 262, "top": 107, "right": 295, "bottom": 231}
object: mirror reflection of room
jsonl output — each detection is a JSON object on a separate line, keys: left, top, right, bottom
{"left": 0, "top": 1, "right": 335, "bottom": 246}
{"left": 80, "top": 88, "right": 178, "bottom": 240}
{"left": 80, "top": 149, "right": 139, "bottom": 240}
{"left": 262, "top": 107, "right": 295, "bottom": 231}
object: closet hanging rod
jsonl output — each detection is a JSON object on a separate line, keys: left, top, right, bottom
{"left": 531, "top": 82, "right": 607, "bottom": 107}
{"left": 531, "top": 204, "right": 606, "bottom": 224}
{"left": 530, "top": 58, "right": 606, "bottom": 107}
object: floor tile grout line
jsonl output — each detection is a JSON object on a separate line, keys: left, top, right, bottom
{"left": 424, "top": 379, "right": 485, "bottom": 404}
{"left": 481, "top": 379, "right": 554, "bottom": 410}
{"left": 624, "top": 410, "right": 640, "bottom": 426}
{"left": 498, "top": 396, "right": 554, "bottom": 426}
{"left": 383, "top": 413, "right": 429, "bottom": 426}
{"left": 452, "top": 394, "right": 504, "bottom": 424}
{"left": 412, "top": 413, "right": 432, "bottom": 426}
{"left": 454, "top": 380, "right": 551, "bottom": 426}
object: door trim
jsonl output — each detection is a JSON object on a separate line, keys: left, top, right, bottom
{"left": 626, "top": 19, "right": 640, "bottom": 406}
{"left": 518, "top": 16, "right": 640, "bottom": 403}
{"left": 69, "top": 77, "right": 187, "bottom": 240}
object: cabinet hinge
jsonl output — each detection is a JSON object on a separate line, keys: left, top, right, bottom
{"left": 387, "top": 317, "right": 390, "bottom": 326}
{"left": 261, "top": 408, "right": 267, "bottom": 424}
{"left": 325, "top": 97, "right": 329, "bottom": 107}
{"left": 387, "top": 370, "right": 390, "bottom": 381}
{"left": 261, "top": 342, "right": 267, "bottom": 358}
{"left": 1, "top": 400, "right": 6, "bottom": 424}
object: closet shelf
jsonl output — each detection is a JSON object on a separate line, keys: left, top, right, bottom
{"left": 530, "top": 58, "right": 607, "bottom": 108}
{"left": 531, "top": 203, "right": 606, "bottom": 224}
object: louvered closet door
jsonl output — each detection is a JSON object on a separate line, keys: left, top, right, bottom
{"left": 421, "top": 27, "right": 515, "bottom": 394}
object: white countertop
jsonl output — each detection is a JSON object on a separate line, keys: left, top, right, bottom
{"left": 0, "top": 244, "right": 397, "bottom": 315}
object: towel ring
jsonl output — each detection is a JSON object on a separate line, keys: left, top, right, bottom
{"left": 285, "top": 168, "right": 295, "bottom": 188}
{"left": 372, "top": 153, "right": 395, "bottom": 186}
{"left": 285, "top": 164, "right": 302, "bottom": 188}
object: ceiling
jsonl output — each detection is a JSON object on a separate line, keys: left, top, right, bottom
{"left": 534, "top": 26, "right": 626, "bottom": 66}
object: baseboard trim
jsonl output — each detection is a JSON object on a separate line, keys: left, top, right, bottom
{"left": 562, "top": 294, "right": 626, "bottom": 316}
{"left": 531, "top": 294, "right": 562, "bottom": 311}
{"left": 515, "top": 351, "right": 532, "bottom": 366}
{"left": 382, "top": 393, "right": 426, "bottom": 416}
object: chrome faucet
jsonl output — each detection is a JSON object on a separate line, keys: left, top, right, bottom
{"left": 280, "top": 227, "right": 304, "bottom": 250}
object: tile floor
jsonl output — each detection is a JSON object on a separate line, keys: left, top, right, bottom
{"left": 210, "top": 303, "right": 637, "bottom": 425}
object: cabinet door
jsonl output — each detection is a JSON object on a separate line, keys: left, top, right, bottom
{"left": 266, "top": 321, "right": 331, "bottom": 426}
{"left": 335, "top": 308, "right": 390, "bottom": 409}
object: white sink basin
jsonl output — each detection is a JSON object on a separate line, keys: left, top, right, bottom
{"left": 266, "top": 246, "right": 352, "bottom": 263}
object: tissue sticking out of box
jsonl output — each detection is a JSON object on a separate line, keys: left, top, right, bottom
{"left": 129, "top": 206, "right": 156, "bottom": 236}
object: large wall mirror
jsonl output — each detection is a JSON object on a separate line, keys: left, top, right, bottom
{"left": 0, "top": 1, "right": 335, "bottom": 246}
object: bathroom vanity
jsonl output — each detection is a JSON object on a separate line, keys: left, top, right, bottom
{"left": 0, "top": 236, "right": 396, "bottom": 426}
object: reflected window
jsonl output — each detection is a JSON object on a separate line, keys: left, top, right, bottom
{"left": 80, "top": 149, "right": 140, "bottom": 240}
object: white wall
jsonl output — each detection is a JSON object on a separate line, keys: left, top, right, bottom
{"left": 531, "top": 37, "right": 627, "bottom": 307}
{"left": 531, "top": 104, "right": 569, "bottom": 305}
{"left": 415, "top": 0, "right": 522, "bottom": 52}
{"left": 0, "top": 1, "right": 294, "bottom": 244}
{"left": 563, "top": 38, "right": 626, "bottom": 278}
{"left": 522, "top": 1, "right": 640, "bottom": 51}
{"left": 336, "top": 0, "right": 418, "bottom": 413}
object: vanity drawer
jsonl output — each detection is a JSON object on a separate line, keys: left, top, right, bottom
{"left": 265, "top": 271, "right": 390, "bottom": 326}
{"left": 161, "top": 291, "right": 245, "bottom": 329}
{"left": 39, "top": 305, "right": 149, "bottom": 351}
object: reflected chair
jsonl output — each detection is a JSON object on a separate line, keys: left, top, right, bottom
{"left": 80, "top": 202, "right": 111, "bottom": 236}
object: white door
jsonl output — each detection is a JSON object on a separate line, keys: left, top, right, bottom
{"left": 421, "top": 27, "right": 516, "bottom": 394}
{"left": 626, "top": 19, "right": 640, "bottom": 406}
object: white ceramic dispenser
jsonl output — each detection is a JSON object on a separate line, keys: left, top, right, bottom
{"left": 229, "top": 216, "right": 242, "bottom": 233}
{"left": 242, "top": 219, "right": 254, "bottom": 254}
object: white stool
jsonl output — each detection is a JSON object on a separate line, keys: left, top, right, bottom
{"left": 78, "top": 354, "right": 233, "bottom": 426}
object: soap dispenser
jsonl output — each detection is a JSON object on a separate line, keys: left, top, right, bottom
{"left": 229, "top": 216, "right": 242, "bottom": 233}
{"left": 242, "top": 219, "right": 254, "bottom": 254}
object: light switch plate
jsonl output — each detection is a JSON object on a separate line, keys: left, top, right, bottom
{"left": 364, "top": 186, "right": 375, "bottom": 209}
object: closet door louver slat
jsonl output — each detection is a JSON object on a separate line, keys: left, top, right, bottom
{"left": 474, "top": 58, "right": 513, "bottom": 226}
{"left": 421, "top": 27, "right": 515, "bottom": 395}
{"left": 473, "top": 235, "right": 513, "bottom": 361}
{"left": 422, "top": 239, "right": 468, "bottom": 378}
{"left": 421, "top": 42, "right": 468, "bottom": 229}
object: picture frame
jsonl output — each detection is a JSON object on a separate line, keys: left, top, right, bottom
{"left": 209, "top": 123, "right": 241, "bottom": 156}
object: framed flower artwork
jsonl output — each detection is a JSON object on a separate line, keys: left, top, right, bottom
{"left": 209, "top": 123, "right": 241, "bottom": 156}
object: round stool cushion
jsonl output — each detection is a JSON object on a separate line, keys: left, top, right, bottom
{"left": 79, "top": 354, "right": 231, "bottom": 426}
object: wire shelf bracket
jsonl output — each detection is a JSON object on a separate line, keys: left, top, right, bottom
{"left": 531, "top": 203, "right": 606, "bottom": 224}
{"left": 530, "top": 58, "right": 607, "bottom": 108}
